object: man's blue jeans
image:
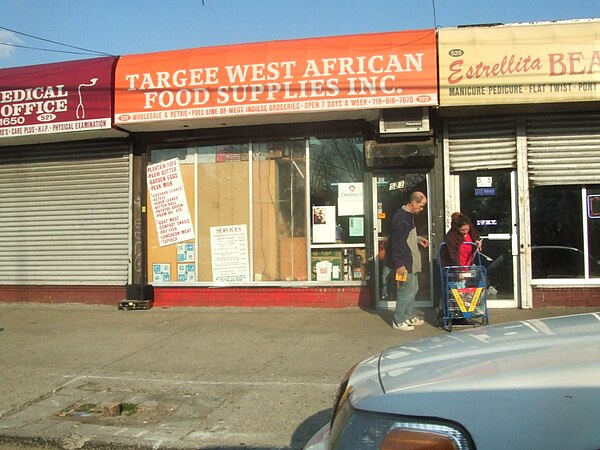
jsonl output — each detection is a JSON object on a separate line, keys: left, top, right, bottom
{"left": 381, "top": 265, "right": 392, "bottom": 299}
{"left": 394, "top": 273, "right": 419, "bottom": 324}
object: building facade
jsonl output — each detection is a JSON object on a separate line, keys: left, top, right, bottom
{"left": 113, "top": 29, "right": 439, "bottom": 308}
{"left": 438, "top": 19, "right": 600, "bottom": 308}
{"left": 0, "top": 57, "right": 131, "bottom": 304}
{"left": 1, "top": 20, "right": 599, "bottom": 309}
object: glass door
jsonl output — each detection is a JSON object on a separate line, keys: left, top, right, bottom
{"left": 372, "top": 172, "right": 432, "bottom": 309}
{"left": 458, "top": 171, "right": 518, "bottom": 306}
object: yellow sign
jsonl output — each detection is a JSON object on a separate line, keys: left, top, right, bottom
{"left": 451, "top": 287, "right": 483, "bottom": 313}
{"left": 439, "top": 20, "right": 600, "bottom": 106}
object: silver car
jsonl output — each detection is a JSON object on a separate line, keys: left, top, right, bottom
{"left": 304, "top": 312, "right": 600, "bottom": 450}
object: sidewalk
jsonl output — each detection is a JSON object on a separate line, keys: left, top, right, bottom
{"left": 0, "top": 303, "right": 596, "bottom": 449}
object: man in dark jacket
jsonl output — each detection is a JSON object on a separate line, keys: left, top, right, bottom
{"left": 384, "top": 191, "right": 429, "bottom": 331}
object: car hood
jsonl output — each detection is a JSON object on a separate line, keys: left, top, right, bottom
{"left": 378, "top": 313, "right": 600, "bottom": 395}
{"left": 351, "top": 312, "right": 600, "bottom": 449}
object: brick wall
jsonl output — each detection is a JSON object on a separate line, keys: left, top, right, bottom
{"left": 533, "top": 287, "right": 600, "bottom": 307}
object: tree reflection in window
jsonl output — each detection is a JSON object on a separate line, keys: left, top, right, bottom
{"left": 310, "top": 137, "right": 364, "bottom": 243}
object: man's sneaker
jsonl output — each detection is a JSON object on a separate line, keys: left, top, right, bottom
{"left": 407, "top": 317, "right": 424, "bottom": 326}
{"left": 393, "top": 320, "right": 415, "bottom": 331}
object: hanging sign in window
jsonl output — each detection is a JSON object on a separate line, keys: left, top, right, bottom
{"left": 476, "top": 176, "right": 493, "bottom": 187}
{"left": 210, "top": 225, "right": 250, "bottom": 282}
{"left": 588, "top": 195, "right": 600, "bottom": 219}
{"left": 338, "top": 183, "right": 364, "bottom": 216}
{"left": 474, "top": 187, "right": 496, "bottom": 196}
{"left": 476, "top": 219, "right": 498, "bottom": 226}
{"left": 153, "top": 263, "right": 171, "bottom": 282}
{"left": 312, "top": 206, "right": 336, "bottom": 243}
{"left": 178, "top": 263, "right": 196, "bottom": 282}
{"left": 147, "top": 158, "right": 195, "bottom": 247}
{"left": 349, "top": 217, "right": 364, "bottom": 237}
{"left": 388, "top": 180, "right": 406, "bottom": 191}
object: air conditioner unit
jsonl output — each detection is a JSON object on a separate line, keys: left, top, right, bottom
{"left": 379, "top": 107, "right": 430, "bottom": 135}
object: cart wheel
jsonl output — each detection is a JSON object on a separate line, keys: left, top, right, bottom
{"left": 444, "top": 318, "right": 452, "bottom": 332}
{"left": 433, "top": 307, "right": 442, "bottom": 328}
{"left": 439, "top": 312, "right": 452, "bottom": 332}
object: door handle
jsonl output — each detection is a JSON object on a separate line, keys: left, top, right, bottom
{"left": 481, "top": 233, "right": 511, "bottom": 241}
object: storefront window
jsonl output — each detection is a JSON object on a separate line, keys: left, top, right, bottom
{"left": 252, "top": 141, "right": 307, "bottom": 281}
{"left": 147, "top": 136, "right": 364, "bottom": 285}
{"left": 586, "top": 187, "right": 600, "bottom": 278}
{"left": 530, "top": 185, "right": 600, "bottom": 279}
{"left": 309, "top": 137, "right": 366, "bottom": 281}
{"left": 149, "top": 144, "right": 250, "bottom": 282}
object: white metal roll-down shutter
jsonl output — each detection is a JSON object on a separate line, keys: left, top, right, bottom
{"left": 447, "top": 116, "right": 517, "bottom": 172}
{"left": 526, "top": 112, "right": 600, "bottom": 186}
{"left": 0, "top": 144, "right": 131, "bottom": 285}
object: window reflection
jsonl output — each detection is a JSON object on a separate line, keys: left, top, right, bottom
{"left": 252, "top": 141, "right": 307, "bottom": 281}
{"left": 530, "top": 185, "right": 591, "bottom": 279}
{"left": 310, "top": 137, "right": 364, "bottom": 244}
{"left": 459, "top": 172, "right": 513, "bottom": 297}
{"left": 587, "top": 188, "right": 600, "bottom": 278}
{"left": 309, "top": 137, "right": 366, "bottom": 281}
{"left": 147, "top": 136, "right": 366, "bottom": 284}
{"left": 149, "top": 144, "right": 251, "bottom": 282}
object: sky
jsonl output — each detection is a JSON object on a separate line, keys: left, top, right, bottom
{"left": 1, "top": 0, "right": 599, "bottom": 69}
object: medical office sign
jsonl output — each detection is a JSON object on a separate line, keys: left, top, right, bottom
{"left": 114, "top": 29, "right": 437, "bottom": 125}
{"left": 0, "top": 57, "right": 115, "bottom": 139}
{"left": 439, "top": 21, "right": 600, "bottom": 106}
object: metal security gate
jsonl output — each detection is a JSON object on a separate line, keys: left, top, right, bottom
{"left": 446, "top": 116, "right": 517, "bottom": 172}
{"left": 526, "top": 112, "right": 600, "bottom": 186}
{"left": 0, "top": 143, "right": 131, "bottom": 285}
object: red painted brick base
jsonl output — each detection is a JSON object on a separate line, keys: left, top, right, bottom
{"left": 0, "top": 286, "right": 126, "bottom": 305}
{"left": 4, "top": 285, "right": 598, "bottom": 310}
{"left": 0, "top": 285, "right": 372, "bottom": 308}
{"left": 533, "top": 287, "right": 600, "bottom": 307}
{"left": 153, "top": 286, "right": 372, "bottom": 308}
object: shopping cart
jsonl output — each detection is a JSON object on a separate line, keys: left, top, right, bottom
{"left": 438, "top": 242, "right": 489, "bottom": 332}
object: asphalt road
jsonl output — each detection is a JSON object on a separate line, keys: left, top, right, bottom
{"left": 1, "top": 303, "right": 595, "bottom": 449}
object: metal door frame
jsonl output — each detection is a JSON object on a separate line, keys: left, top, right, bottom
{"left": 371, "top": 171, "right": 434, "bottom": 310}
{"left": 445, "top": 171, "right": 519, "bottom": 308}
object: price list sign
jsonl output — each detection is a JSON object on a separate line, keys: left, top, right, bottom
{"left": 147, "top": 158, "right": 195, "bottom": 246}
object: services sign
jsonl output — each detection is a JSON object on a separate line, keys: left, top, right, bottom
{"left": 439, "top": 20, "right": 600, "bottom": 106}
{"left": 0, "top": 57, "right": 115, "bottom": 139}
{"left": 114, "top": 30, "right": 437, "bottom": 126}
{"left": 210, "top": 225, "right": 250, "bottom": 283}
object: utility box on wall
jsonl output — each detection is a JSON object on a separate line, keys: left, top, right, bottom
{"left": 379, "top": 107, "right": 430, "bottom": 135}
